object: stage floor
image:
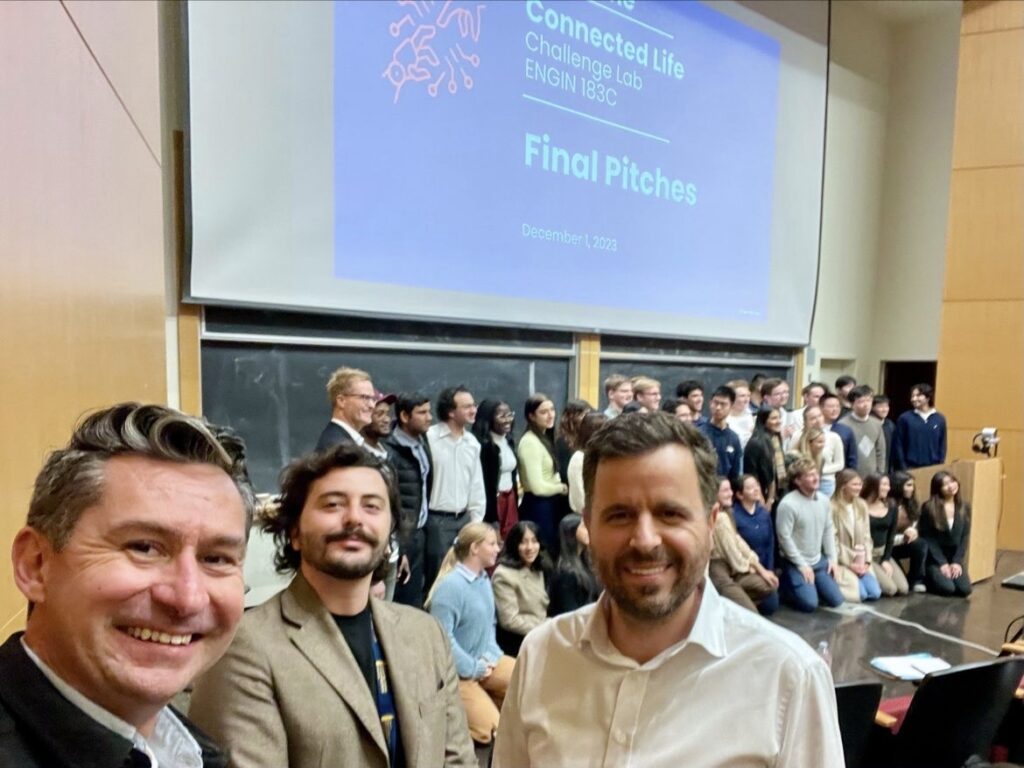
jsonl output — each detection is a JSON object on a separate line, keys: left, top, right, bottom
{"left": 769, "top": 550, "right": 1024, "bottom": 697}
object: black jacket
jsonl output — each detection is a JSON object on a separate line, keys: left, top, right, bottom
{"left": 0, "top": 633, "right": 227, "bottom": 768}
{"left": 314, "top": 421, "right": 357, "bottom": 453}
{"left": 382, "top": 431, "right": 434, "bottom": 549}
{"left": 479, "top": 434, "right": 518, "bottom": 525}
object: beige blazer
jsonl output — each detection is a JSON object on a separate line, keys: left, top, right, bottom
{"left": 189, "top": 574, "right": 476, "bottom": 768}
{"left": 830, "top": 498, "right": 874, "bottom": 602}
{"left": 711, "top": 512, "right": 759, "bottom": 575}
{"left": 492, "top": 564, "right": 549, "bottom": 635}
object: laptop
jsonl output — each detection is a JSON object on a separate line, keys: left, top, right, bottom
{"left": 1001, "top": 571, "right": 1024, "bottom": 590}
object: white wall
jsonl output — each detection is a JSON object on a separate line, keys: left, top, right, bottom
{"left": 807, "top": 2, "right": 960, "bottom": 390}
{"left": 871, "top": 11, "right": 961, "bottom": 367}
{"left": 811, "top": 1, "right": 892, "bottom": 385}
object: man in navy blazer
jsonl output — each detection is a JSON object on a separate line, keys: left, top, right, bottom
{"left": 821, "top": 393, "right": 857, "bottom": 470}
{"left": 315, "top": 366, "right": 377, "bottom": 452}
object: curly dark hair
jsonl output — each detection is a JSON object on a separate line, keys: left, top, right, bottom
{"left": 265, "top": 443, "right": 400, "bottom": 573}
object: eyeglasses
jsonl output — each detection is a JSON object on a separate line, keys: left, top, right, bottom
{"left": 343, "top": 393, "right": 375, "bottom": 403}
{"left": 497, "top": 411, "right": 516, "bottom": 420}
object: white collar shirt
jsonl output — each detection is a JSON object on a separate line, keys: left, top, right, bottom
{"left": 22, "top": 639, "right": 203, "bottom": 767}
{"left": 426, "top": 422, "right": 486, "bottom": 521}
{"left": 493, "top": 581, "right": 844, "bottom": 768}
{"left": 330, "top": 418, "right": 365, "bottom": 447}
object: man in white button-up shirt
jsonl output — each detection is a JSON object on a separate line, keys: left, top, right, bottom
{"left": 424, "top": 385, "right": 486, "bottom": 591}
{"left": 494, "top": 411, "right": 844, "bottom": 768}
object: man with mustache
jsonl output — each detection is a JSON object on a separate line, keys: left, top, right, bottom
{"left": 190, "top": 444, "right": 476, "bottom": 767}
{"left": 493, "top": 412, "right": 843, "bottom": 767}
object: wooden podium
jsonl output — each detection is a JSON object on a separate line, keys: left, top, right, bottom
{"left": 907, "top": 458, "right": 1002, "bottom": 583}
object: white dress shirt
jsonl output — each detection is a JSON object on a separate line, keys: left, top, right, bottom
{"left": 330, "top": 418, "right": 365, "bottom": 447}
{"left": 22, "top": 640, "right": 203, "bottom": 767}
{"left": 493, "top": 582, "right": 844, "bottom": 768}
{"left": 426, "top": 422, "right": 486, "bottom": 521}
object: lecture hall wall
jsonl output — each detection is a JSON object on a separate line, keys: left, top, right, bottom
{"left": 0, "top": 0, "right": 167, "bottom": 632}
{"left": 0, "top": 1, "right": 1012, "bottom": 631}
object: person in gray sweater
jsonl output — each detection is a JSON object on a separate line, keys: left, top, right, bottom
{"left": 839, "top": 385, "right": 887, "bottom": 474}
{"left": 776, "top": 458, "right": 845, "bottom": 612}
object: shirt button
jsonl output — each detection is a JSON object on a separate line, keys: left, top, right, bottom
{"left": 614, "top": 729, "right": 628, "bottom": 745}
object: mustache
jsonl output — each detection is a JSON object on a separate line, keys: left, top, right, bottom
{"left": 615, "top": 547, "right": 680, "bottom": 567}
{"left": 324, "top": 527, "right": 379, "bottom": 546}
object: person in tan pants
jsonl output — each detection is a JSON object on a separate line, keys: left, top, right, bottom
{"left": 709, "top": 478, "right": 779, "bottom": 614}
{"left": 427, "top": 522, "right": 515, "bottom": 744}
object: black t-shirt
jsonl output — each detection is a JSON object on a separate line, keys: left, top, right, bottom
{"left": 333, "top": 607, "right": 376, "bottom": 698}
{"left": 332, "top": 606, "right": 406, "bottom": 768}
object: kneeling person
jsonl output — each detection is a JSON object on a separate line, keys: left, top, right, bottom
{"left": 190, "top": 444, "right": 475, "bottom": 768}
{"left": 494, "top": 412, "right": 843, "bottom": 767}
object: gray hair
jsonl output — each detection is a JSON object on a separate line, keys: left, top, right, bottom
{"left": 28, "top": 403, "right": 256, "bottom": 550}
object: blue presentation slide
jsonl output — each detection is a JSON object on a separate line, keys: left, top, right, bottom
{"left": 335, "top": 0, "right": 780, "bottom": 322}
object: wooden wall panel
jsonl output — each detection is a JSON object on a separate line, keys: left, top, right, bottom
{"left": 939, "top": 0, "right": 1024, "bottom": 551}
{"left": 951, "top": 27, "right": 1024, "bottom": 169}
{"left": 0, "top": 1, "right": 165, "bottom": 629}
{"left": 946, "top": 429, "right": 1022, "bottom": 549}
{"left": 945, "top": 167, "right": 1024, "bottom": 301}
{"left": 961, "top": 0, "right": 1024, "bottom": 35}
{"left": 935, "top": 301, "right": 1024, "bottom": 428}
{"left": 576, "top": 334, "right": 601, "bottom": 406}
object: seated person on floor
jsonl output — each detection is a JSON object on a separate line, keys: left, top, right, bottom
{"left": 918, "top": 471, "right": 972, "bottom": 598}
{"left": 492, "top": 521, "right": 551, "bottom": 656}
{"left": 708, "top": 477, "right": 779, "bottom": 615}
{"left": 776, "top": 459, "right": 845, "bottom": 613}
{"left": 427, "top": 522, "right": 515, "bottom": 745}
{"left": 830, "top": 470, "right": 883, "bottom": 603}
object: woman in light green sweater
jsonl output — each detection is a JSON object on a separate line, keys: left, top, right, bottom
{"left": 516, "top": 393, "right": 568, "bottom": 556}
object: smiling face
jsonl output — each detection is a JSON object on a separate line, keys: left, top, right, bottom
{"left": 686, "top": 389, "right": 704, "bottom": 415}
{"left": 369, "top": 402, "right": 393, "bottom": 437}
{"left": 586, "top": 444, "right": 714, "bottom": 624}
{"left": 673, "top": 402, "right": 693, "bottom": 423}
{"left": 291, "top": 467, "right": 392, "bottom": 583}
{"left": 518, "top": 528, "right": 540, "bottom": 566}
{"left": 470, "top": 528, "right": 501, "bottom": 570}
{"left": 716, "top": 478, "right": 733, "bottom": 509}
{"left": 878, "top": 476, "right": 891, "bottom": 501}
{"left": 451, "top": 391, "right": 478, "bottom": 428}
{"left": 636, "top": 386, "right": 662, "bottom": 411}
{"left": 804, "top": 406, "right": 824, "bottom": 431}
{"left": 765, "top": 409, "right": 782, "bottom": 434}
{"left": 841, "top": 475, "right": 863, "bottom": 501}
{"left": 336, "top": 378, "right": 375, "bottom": 429}
{"left": 491, "top": 402, "right": 514, "bottom": 435}
{"left": 770, "top": 383, "right": 790, "bottom": 408}
{"left": 16, "top": 456, "right": 247, "bottom": 732}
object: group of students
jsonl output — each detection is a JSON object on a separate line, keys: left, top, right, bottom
{"left": 708, "top": 465, "right": 972, "bottom": 617}
{"left": 317, "top": 364, "right": 962, "bottom": 743}
{"left": 420, "top": 515, "right": 599, "bottom": 742}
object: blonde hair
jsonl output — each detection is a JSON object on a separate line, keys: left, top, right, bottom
{"left": 631, "top": 376, "right": 660, "bottom": 396}
{"left": 326, "top": 367, "right": 371, "bottom": 404}
{"left": 798, "top": 427, "right": 826, "bottom": 471}
{"left": 424, "top": 522, "right": 496, "bottom": 608}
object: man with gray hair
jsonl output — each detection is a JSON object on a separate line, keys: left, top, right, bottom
{"left": 1, "top": 402, "right": 255, "bottom": 767}
{"left": 494, "top": 412, "right": 843, "bottom": 767}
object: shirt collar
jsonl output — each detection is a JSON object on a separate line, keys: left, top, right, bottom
{"left": 331, "top": 418, "right": 365, "bottom": 446}
{"left": 392, "top": 428, "right": 423, "bottom": 448}
{"left": 578, "top": 579, "right": 726, "bottom": 669}
{"left": 455, "top": 562, "right": 484, "bottom": 582}
{"left": 21, "top": 639, "right": 203, "bottom": 768}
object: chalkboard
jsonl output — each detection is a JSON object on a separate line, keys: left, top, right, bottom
{"left": 597, "top": 360, "right": 792, "bottom": 411}
{"left": 202, "top": 342, "right": 572, "bottom": 493}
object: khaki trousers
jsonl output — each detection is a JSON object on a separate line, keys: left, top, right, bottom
{"left": 458, "top": 654, "right": 515, "bottom": 744}
{"left": 709, "top": 559, "right": 775, "bottom": 613}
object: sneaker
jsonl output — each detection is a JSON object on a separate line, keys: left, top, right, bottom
{"left": 912, "top": 583, "right": 927, "bottom": 594}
